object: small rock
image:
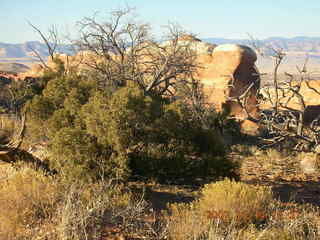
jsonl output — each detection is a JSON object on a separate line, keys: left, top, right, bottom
{"left": 300, "top": 153, "right": 319, "bottom": 174}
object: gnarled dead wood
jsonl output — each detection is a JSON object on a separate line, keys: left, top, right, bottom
{"left": 0, "top": 113, "right": 55, "bottom": 174}
{"left": 0, "top": 113, "right": 25, "bottom": 155}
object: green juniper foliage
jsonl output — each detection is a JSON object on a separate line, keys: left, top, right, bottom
{"left": 26, "top": 57, "right": 237, "bottom": 183}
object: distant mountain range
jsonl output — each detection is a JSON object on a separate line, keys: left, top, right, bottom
{"left": 0, "top": 62, "right": 30, "bottom": 73}
{"left": 1, "top": 37, "right": 320, "bottom": 74}
{"left": 1, "top": 37, "right": 320, "bottom": 59}
{"left": 0, "top": 41, "right": 74, "bottom": 59}
{"left": 204, "top": 36, "right": 320, "bottom": 56}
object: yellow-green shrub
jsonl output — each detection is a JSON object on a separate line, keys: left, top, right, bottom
{"left": 166, "top": 179, "right": 274, "bottom": 240}
{"left": 199, "top": 178, "right": 273, "bottom": 226}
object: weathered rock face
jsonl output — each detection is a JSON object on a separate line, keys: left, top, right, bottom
{"left": 196, "top": 44, "right": 260, "bottom": 122}
{"left": 300, "top": 152, "right": 319, "bottom": 174}
{"left": 170, "top": 37, "right": 260, "bottom": 123}
{"left": 0, "top": 71, "right": 18, "bottom": 83}
{"left": 175, "top": 35, "right": 217, "bottom": 55}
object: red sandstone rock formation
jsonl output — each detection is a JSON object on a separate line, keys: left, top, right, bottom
{"left": 192, "top": 43, "right": 260, "bottom": 134}
{"left": 0, "top": 71, "right": 20, "bottom": 82}
{"left": 197, "top": 44, "right": 260, "bottom": 119}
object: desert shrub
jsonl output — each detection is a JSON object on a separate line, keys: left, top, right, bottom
{"left": 25, "top": 57, "right": 237, "bottom": 183}
{"left": 166, "top": 179, "right": 274, "bottom": 239}
{"left": 26, "top": 80, "right": 238, "bottom": 182}
{"left": 199, "top": 178, "right": 273, "bottom": 227}
{"left": 81, "top": 85, "right": 237, "bottom": 182}
{"left": 0, "top": 167, "right": 60, "bottom": 240}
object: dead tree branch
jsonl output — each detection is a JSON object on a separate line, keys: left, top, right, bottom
{"left": 27, "top": 21, "right": 59, "bottom": 69}
{"left": 76, "top": 9, "right": 198, "bottom": 96}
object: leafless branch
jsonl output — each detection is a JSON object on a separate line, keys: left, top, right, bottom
{"left": 248, "top": 37, "right": 320, "bottom": 151}
{"left": 27, "top": 21, "right": 59, "bottom": 69}
{"left": 76, "top": 8, "right": 198, "bottom": 96}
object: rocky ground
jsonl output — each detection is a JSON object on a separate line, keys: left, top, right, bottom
{"left": 239, "top": 149, "right": 320, "bottom": 206}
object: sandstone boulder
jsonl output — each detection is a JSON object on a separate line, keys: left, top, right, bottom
{"left": 171, "top": 36, "right": 260, "bottom": 124}
{"left": 176, "top": 34, "right": 217, "bottom": 55}
{"left": 197, "top": 44, "right": 260, "bottom": 119}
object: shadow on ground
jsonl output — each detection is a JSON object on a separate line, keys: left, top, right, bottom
{"left": 147, "top": 189, "right": 195, "bottom": 211}
{"left": 245, "top": 179, "right": 320, "bottom": 206}
{"left": 129, "top": 182, "right": 196, "bottom": 211}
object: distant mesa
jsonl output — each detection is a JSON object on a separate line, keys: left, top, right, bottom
{"left": 2, "top": 37, "right": 320, "bottom": 59}
{"left": 2, "top": 37, "right": 320, "bottom": 75}
{"left": 0, "top": 41, "right": 73, "bottom": 59}
{"left": 0, "top": 62, "right": 30, "bottom": 74}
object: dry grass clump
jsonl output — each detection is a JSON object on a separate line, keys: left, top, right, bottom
{"left": 0, "top": 167, "right": 60, "bottom": 240}
{"left": 264, "top": 202, "right": 320, "bottom": 240}
{"left": 57, "top": 182, "right": 131, "bottom": 240}
{"left": 0, "top": 166, "right": 165, "bottom": 240}
{"left": 0, "top": 162, "right": 16, "bottom": 180}
{"left": 166, "top": 202, "right": 208, "bottom": 240}
{"left": 166, "top": 179, "right": 320, "bottom": 240}
{"left": 58, "top": 182, "right": 167, "bottom": 240}
{"left": 232, "top": 203, "right": 320, "bottom": 240}
{"left": 298, "top": 151, "right": 319, "bottom": 174}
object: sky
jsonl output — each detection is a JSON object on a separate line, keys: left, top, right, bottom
{"left": 1, "top": 0, "right": 320, "bottom": 43}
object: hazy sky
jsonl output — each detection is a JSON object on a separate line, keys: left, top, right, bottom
{"left": 1, "top": 0, "right": 320, "bottom": 43}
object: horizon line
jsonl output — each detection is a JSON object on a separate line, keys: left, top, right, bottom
{"left": 2, "top": 35, "right": 320, "bottom": 45}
